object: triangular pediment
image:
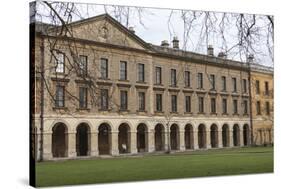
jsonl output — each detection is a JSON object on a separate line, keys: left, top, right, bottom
{"left": 69, "top": 14, "right": 148, "bottom": 50}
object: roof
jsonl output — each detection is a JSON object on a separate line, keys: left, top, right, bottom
{"left": 34, "top": 13, "right": 273, "bottom": 73}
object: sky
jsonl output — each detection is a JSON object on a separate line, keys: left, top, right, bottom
{"left": 33, "top": 1, "right": 273, "bottom": 67}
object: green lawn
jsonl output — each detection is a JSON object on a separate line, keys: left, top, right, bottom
{"left": 36, "top": 147, "right": 273, "bottom": 187}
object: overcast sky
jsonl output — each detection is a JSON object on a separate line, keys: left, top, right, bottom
{"left": 34, "top": 1, "right": 273, "bottom": 67}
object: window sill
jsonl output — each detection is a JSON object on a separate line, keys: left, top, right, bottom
{"left": 119, "top": 109, "right": 129, "bottom": 112}
{"left": 53, "top": 107, "right": 68, "bottom": 110}
{"left": 137, "top": 110, "right": 147, "bottom": 113}
{"left": 77, "top": 107, "right": 90, "bottom": 111}
{"left": 210, "top": 112, "right": 217, "bottom": 115}
{"left": 197, "top": 112, "right": 205, "bottom": 115}
{"left": 232, "top": 113, "right": 239, "bottom": 116}
{"left": 222, "top": 113, "right": 229, "bottom": 116}
{"left": 118, "top": 79, "right": 129, "bottom": 82}
{"left": 136, "top": 81, "right": 146, "bottom": 84}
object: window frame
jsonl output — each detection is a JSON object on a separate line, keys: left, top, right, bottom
{"left": 120, "top": 61, "right": 127, "bottom": 80}
{"left": 100, "top": 58, "right": 109, "bottom": 79}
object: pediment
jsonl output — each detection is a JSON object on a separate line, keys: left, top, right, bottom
{"left": 70, "top": 14, "right": 148, "bottom": 50}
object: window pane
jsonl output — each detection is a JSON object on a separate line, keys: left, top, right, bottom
{"left": 55, "top": 53, "right": 64, "bottom": 73}
{"left": 171, "top": 69, "right": 176, "bottom": 86}
{"left": 138, "top": 64, "right": 145, "bottom": 82}
{"left": 138, "top": 92, "right": 145, "bottom": 111}
{"left": 79, "top": 87, "right": 87, "bottom": 108}
{"left": 120, "top": 91, "right": 128, "bottom": 110}
{"left": 156, "top": 67, "right": 162, "bottom": 84}
{"left": 185, "top": 71, "right": 190, "bottom": 87}
{"left": 101, "top": 89, "right": 108, "bottom": 110}
{"left": 198, "top": 73, "right": 203, "bottom": 88}
{"left": 55, "top": 86, "right": 64, "bottom": 107}
{"left": 156, "top": 94, "right": 162, "bottom": 111}
{"left": 101, "top": 58, "right": 108, "bottom": 79}
{"left": 120, "top": 61, "right": 127, "bottom": 80}
{"left": 79, "top": 55, "right": 87, "bottom": 75}
{"left": 210, "top": 74, "right": 215, "bottom": 90}
{"left": 185, "top": 96, "right": 191, "bottom": 112}
{"left": 171, "top": 95, "right": 177, "bottom": 112}
{"left": 222, "top": 76, "right": 226, "bottom": 91}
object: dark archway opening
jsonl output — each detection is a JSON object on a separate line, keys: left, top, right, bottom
{"left": 185, "top": 124, "right": 194, "bottom": 149}
{"left": 98, "top": 123, "right": 111, "bottom": 155}
{"left": 170, "top": 124, "right": 179, "bottom": 150}
{"left": 210, "top": 124, "right": 218, "bottom": 148}
{"left": 137, "top": 123, "right": 148, "bottom": 152}
{"left": 155, "top": 124, "right": 165, "bottom": 151}
{"left": 222, "top": 124, "right": 229, "bottom": 147}
{"left": 76, "top": 123, "right": 90, "bottom": 156}
{"left": 198, "top": 124, "right": 206, "bottom": 149}
{"left": 118, "top": 123, "right": 130, "bottom": 153}
{"left": 243, "top": 124, "right": 250, "bottom": 146}
{"left": 233, "top": 124, "right": 240, "bottom": 146}
{"left": 52, "top": 123, "right": 68, "bottom": 158}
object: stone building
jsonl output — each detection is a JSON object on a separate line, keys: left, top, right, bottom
{"left": 250, "top": 63, "right": 274, "bottom": 146}
{"left": 31, "top": 14, "right": 273, "bottom": 161}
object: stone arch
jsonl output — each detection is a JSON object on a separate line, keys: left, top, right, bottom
{"left": 185, "top": 124, "right": 194, "bottom": 149}
{"left": 118, "top": 123, "right": 131, "bottom": 154}
{"left": 76, "top": 123, "right": 91, "bottom": 156}
{"left": 137, "top": 123, "right": 148, "bottom": 152}
{"left": 198, "top": 124, "right": 206, "bottom": 149}
{"left": 170, "top": 124, "right": 180, "bottom": 150}
{"left": 210, "top": 124, "right": 219, "bottom": 148}
{"left": 155, "top": 123, "right": 165, "bottom": 151}
{"left": 98, "top": 123, "right": 112, "bottom": 155}
{"left": 243, "top": 124, "right": 250, "bottom": 146}
{"left": 52, "top": 122, "right": 68, "bottom": 158}
{"left": 233, "top": 124, "right": 240, "bottom": 146}
{"left": 222, "top": 124, "right": 230, "bottom": 147}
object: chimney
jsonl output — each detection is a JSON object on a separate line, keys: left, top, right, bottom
{"left": 128, "top": 26, "right": 135, "bottom": 34}
{"left": 161, "top": 40, "right": 169, "bottom": 47}
{"left": 247, "top": 54, "right": 254, "bottom": 63}
{"left": 218, "top": 52, "right": 227, "bottom": 59}
{"left": 172, "top": 36, "right": 179, "bottom": 49}
{"left": 207, "top": 45, "right": 214, "bottom": 56}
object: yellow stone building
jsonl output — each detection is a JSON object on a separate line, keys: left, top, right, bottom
{"left": 31, "top": 14, "right": 273, "bottom": 161}
{"left": 250, "top": 64, "right": 274, "bottom": 146}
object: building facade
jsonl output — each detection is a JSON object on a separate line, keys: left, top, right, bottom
{"left": 250, "top": 64, "right": 274, "bottom": 146}
{"left": 31, "top": 14, "right": 273, "bottom": 161}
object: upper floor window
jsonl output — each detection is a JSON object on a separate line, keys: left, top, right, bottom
{"left": 138, "top": 63, "right": 145, "bottom": 82}
{"left": 266, "top": 101, "right": 270, "bottom": 115}
{"left": 221, "top": 76, "right": 226, "bottom": 91}
{"left": 156, "top": 94, "right": 162, "bottom": 112}
{"left": 197, "top": 73, "right": 203, "bottom": 89}
{"left": 138, "top": 92, "right": 145, "bottom": 111}
{"left": 184, "top": 71, "right": 191, "bottom": 87}
{"left": 171, "top": 69, "right": 177, "bottom": 87}
{"left": 155, "top": 67, "right": 162, "bottom": 85}
{"left": 243, "top": 100, "right": 248, "bottom": 114}
{"left": 185, "top": 96, "right": 191, "bottom": 113}
{"left": 265, "top": 81, "right": 269, "bottom": 95}
{"left": 55, "top": 52, "right": 64, "bottom": 73}
{"left": 233, "top": 99, "right": 238, "bottom": 114}
{"left": 222, "top": 98, "right": 227, "bottom": 114}
{"left": 79, "top": 87, "right": 87, "bottom": 109}
{"left": 78, "top": 55, "right": 87, "bottom": 76}
{"left": 256, "top": 101, "right": 261, "bottom": 115}
{"left": 210, "top": 98, "right": 216, "bottom": 113}
{"left": 120, "top": 61, "right": 127, "bottom": 80}
{"left": 198, "top": 96, "right": 204, "bottom": 113}
{"left": 101, "top": 89, "right": 109, "bottom": 110}
{"left": 100, "top": 58, "right": 108, "bottom": 79}
{"left": 171, "top": 95, "right": 177, "bottom": 112}
{"left": 55, "top": 85, "right": 65, "bottom": 107}
{"left": 242, "top": 79, "right": 247, "bottom": 93}
{"left": 256, "top": 80, "right": 260, "bottom": 94}
{"left": 210, "top": 74, "right": 216, "bottom": 90}
{"left": 120, "top": 90, "right": 128, "bottom": 110}
{"left": 232, "top": 77, "right": 237, "bottom": 92}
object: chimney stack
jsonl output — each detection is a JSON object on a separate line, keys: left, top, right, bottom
{"left": 128, "top": 26, "right": 135, "bottom": 34}
{"left": 172, "top": 36, "right": 179, "bottom": 49}
{"left": 247, "top": 54, "right": 254, "bottom": 63}
{"left": 207, "top": 45, "right": 214, "bottom": 56}
{"left": 161, "top": 40, "right": 169, "bottom": 48}
{"left": 218, "top": 52, "right": 227, "bottom": 59}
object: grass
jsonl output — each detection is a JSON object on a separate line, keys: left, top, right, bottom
{"left": 35, "top": 147, "right": 273, "bottom": 187}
